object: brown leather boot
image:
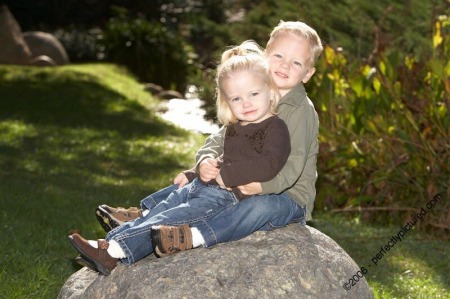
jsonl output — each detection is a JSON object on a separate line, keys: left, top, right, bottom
{"left": 151, "top": 224, "right": 193, "bottom": 257}
{"left": 69, "top": 233, "right": 118, "bottom": 275}
{"left": 95, "top": 205, "right": 143, "bottom": 232}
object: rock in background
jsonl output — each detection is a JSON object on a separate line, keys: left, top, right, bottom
{"left": 0, "top": 5, "right": 32, "bottom": 65}
{"left": 59, "top": 225, "right": 374, "bottom": 299}
{"left": 23, "top": 31, "right": 70, "bottom": 65}
{"left": 0, "top": 5, "right": 69, "bottom": 66}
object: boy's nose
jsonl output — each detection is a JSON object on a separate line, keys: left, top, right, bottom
{"left": 280, "top": 61, "right": 289, "bottom": 69}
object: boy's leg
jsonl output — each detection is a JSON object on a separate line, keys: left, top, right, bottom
{"left": 140, "top": 184, "right": 179, "bottom": 210}
{"left": 194, "top": 192, "right": 306, "bottom": 247}
{"left": 96, "top": 184, "right": 179, "bottom": 232}
{"left": 95, "top": 205, "right": 143, "bottom": 232}
{"left": 104, "top": 182, "right": 194, "bottom": 237}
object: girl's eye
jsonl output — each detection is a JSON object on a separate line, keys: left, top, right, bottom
{"left": 293, "top": 61, "right": 302, "bottom": 67}
{"left": 274, "top": 54, "right": 282, "bottom": 58}
{"left": 251, "top": 92, "right": 259, "bottom": 97}
{"left": 230, "top": 97, "right": 240, "bottom": 102}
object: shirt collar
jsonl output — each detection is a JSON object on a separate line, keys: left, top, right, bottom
{"left": 279, "top": 83, "right": 307, "bottom": 107}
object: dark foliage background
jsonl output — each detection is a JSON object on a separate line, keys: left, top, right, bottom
{"left": 3, "top": 0, "right": 448, "bottom": 90}
{"left": 2, "top": 0, "right": 449, "bottom": 230}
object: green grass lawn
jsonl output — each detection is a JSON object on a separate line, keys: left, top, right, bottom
{"left": 311, "top": 213, "right": 449, "bottom": 299}
{"left": 0, "top": 64, "right": 448, "bottom": 298}
{"left": 0, "top": 63, "right": 204, "bottom": 298}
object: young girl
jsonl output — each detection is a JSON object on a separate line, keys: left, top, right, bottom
{"left": 69, "top": 40, "right": 291, "bottom": 275}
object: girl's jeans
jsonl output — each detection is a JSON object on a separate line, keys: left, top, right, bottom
{"left": 106, "top": 178, "right": 306, "bottom": 265}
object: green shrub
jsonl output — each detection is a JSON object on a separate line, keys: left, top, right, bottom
{"left": 101, "top": 7, "right": 196, "bottom": 91}
{"left": 53, "top": 27, "right": 105, "bottom": 62}
{"left": 312, "top": 17, "right": 449, "bottom": 229}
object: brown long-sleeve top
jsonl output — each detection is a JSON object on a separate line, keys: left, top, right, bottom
{"left": 184, "top": 116, "right": 290, "bottom": 200}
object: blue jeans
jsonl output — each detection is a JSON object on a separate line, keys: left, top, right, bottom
{"left": 106, "top": 179, "right": 306, "bottom": 265}
{"left": 141, "top": 184, "right": 307, "bottom": 244}
{"left": 139, "top": 184, "right": 178, "bottom": 211}
{"left": 194, "top": 192, "right": 306, "bottom": 247}
{"left": 106, "top": 178, "right": 239, "bottom": 264}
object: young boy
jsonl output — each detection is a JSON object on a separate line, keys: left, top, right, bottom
{"left": 96, "top": 21, "right": 323, "bottom": 256}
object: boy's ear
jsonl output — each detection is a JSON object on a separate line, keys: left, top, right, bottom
{"left": 302, "top": 67, "right": 316, "bottom": 84}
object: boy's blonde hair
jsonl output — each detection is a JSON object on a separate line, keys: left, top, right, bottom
{"left": 266, "top": 21, "right": 323, "bottom": 68}
{"left": 216, "top": 40, "right": 280, "bottom": 125}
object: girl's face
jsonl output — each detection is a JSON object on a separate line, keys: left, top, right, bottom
{"left": 266, "top": 32, "right": 316, "bottom": 97}
{"left": 221, "top": 70, "right": 273, "bottom": 126}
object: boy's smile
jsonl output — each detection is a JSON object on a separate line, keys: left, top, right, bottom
{"left": 266, "top": 32, "right": 316, "bottom": 97}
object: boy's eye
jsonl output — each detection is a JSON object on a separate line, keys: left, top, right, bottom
{"left": 251, "top": 92, "right": 259, "bottom": 97}
{"left": 293, "top": 61, "right": 302, "bottom": 66}
{"left": 273, "top": 54, "right": 282, "bottom": 58}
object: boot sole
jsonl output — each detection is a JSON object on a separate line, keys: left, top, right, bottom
{"left": 95, "top": 206, "right": 121, "bottom": 233}
{"left": 75, "top": 255, "right": 97, "bottom": 271}
{"left": 150, "top": 229, "right": 169, "bottom": 258}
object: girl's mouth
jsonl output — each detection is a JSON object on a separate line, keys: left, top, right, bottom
{"left": 243, "top": 109, "right": 257, "bottom": 115}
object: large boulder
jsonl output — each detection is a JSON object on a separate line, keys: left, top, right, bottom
{"left": 59, "top": 225, "right": 373, "bottom": 299}
{"left": 23, "top": 31, "right": 70, "bottom": 65}
{"left": 0, "top": 5, "right": 32, "bottom": 65}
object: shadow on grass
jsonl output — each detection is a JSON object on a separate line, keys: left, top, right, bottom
{"left": 0, "top": 66, "right": 189, "bottom": 200}
{"left": 0, "top": 68, "right": 181, "bottom": 138}
{"left": 0, "top": 66, "right": 202, "bottom": 297}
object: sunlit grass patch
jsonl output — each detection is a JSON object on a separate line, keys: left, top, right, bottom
{"left": 311, "top": 212, "right": 450, "bottom": 299}
{"left": 0, "top": 63, "right": 204, "bottom": 298}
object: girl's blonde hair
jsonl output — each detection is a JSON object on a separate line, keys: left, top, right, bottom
{"left": 215, "top": 40, "right": 280, "bottom": 125}
{"left": 266, "top": 21, "right": 323, "bottom": 68}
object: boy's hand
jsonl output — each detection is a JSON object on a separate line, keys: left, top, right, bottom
{"left": 173, "top": 173, "right": 189, "bottom": 188}
{"left": 237, "top": 182, "right": 262, "bottom": 195}
{"left": 198, "top": 158, "right": 220, "bottom": 182}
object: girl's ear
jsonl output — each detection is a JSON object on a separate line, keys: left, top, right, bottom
{"left": 302, "top": 67, "right": 316, "bottom": 84}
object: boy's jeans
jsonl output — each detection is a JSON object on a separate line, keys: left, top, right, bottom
{"left": 106, "top": 179, "right": 306, "bottom": 265}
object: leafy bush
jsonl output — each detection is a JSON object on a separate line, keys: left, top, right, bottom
{"left": 101, "top": 7, "right": 196, "bottom": 91}
{"left": 312, "top": 17, "right": 449, "bottom": 230}
{"left": 53, "top": 27, "right": 105, "bottom": 62}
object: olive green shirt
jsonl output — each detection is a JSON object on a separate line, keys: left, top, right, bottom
{"left": 196, "top": 83, "right": 319, "bottom": 221}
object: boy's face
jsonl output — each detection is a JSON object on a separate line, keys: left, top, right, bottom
{"left": 221, "top": 70, "right": 273, "bottom": 126}
{"left": 266, "top": 32, "right": 316, "bottom": 97}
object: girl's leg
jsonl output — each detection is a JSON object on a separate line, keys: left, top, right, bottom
{"left": 105, "top": 180, "right": 238, "bottom": 265}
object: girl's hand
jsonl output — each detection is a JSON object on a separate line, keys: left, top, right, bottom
{"left": 215, "top": 173, "right": 227, "bottom": 189}
{"left": 173, "top": 173, "right": 189, "bottom": 188}
{"left": 198, "top": 158, "right": 220, "bottom": 182}
{"left": 237, "top": 182, "right": 262, "bottom": 195}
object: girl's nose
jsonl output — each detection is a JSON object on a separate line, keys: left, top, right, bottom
{"left": 242, "top": 99, "right": 252, "bottom": 108}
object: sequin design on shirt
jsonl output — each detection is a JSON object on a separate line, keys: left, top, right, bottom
{"left": 245, "top": 124, "right": 268, "bottom": 154}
